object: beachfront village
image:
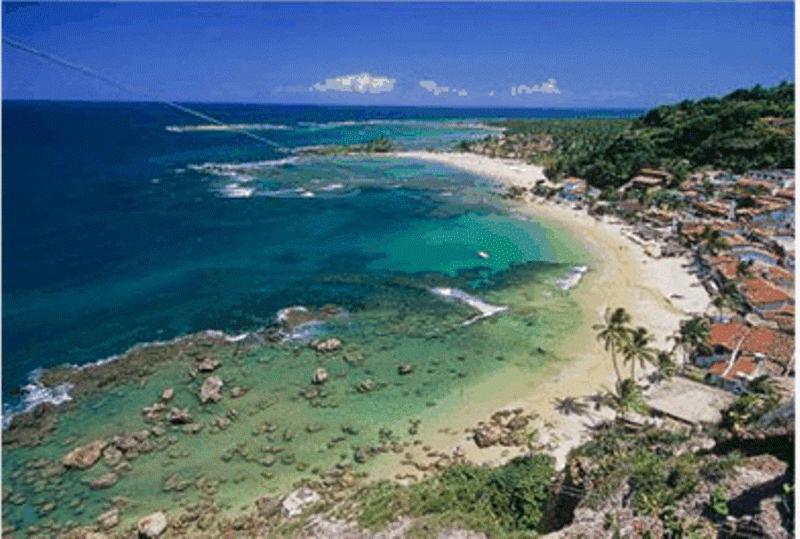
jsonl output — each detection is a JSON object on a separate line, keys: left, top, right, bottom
{"left": 520, "top": 165, "right": 795, "bottom": 396}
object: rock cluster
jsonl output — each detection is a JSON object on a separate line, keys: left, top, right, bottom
{"left": 472, "top": 408, "right": 538, "bottom": 448}
{"left": 311, "top": 338, "right": 342, "bottom": 353}
{"left": 199, "top": 375, "right": 223, "bottom": 404}
{"left": 62, "top": 440, "right": 108, "bottom": 469}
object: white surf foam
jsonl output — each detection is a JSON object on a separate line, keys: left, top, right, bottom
{"left": 166, "top": 123, "right": 289, "bottom": 133}
{"left": 555, "top": 265, "right": 589, "bottom": 290}
{"left": 430, "top": 287, "right": 508, "bottom": 326}
{"left": 221, "top": 183, "right": 255, "bottom": 198}
{"left": 2, "top": 372, "right": 74, "bottom": 429}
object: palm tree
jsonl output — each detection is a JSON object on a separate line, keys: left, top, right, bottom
{"left": 553, "top": 396, "right": 589, "bottom": 416}
{"left": 593, "top": 307, "right": 633, "bottom": 383}
{"left": 669, "top": 316, "right": 710, "bottom": 365}
{"left": 621, "top": 326, "right": 658, "bottom": 380}
{"left": 654, "top": 351, "right": 677, "bottom": 382}
{"left": 605, "top": 378, "right": 645, "bottom": 415}
{"left": 714, "top": 281, "right": 744, "bottom": 315}
{"left": 736, "top": 259, "right": 754, "bottom": 279}
{"left": 698, "top": 226, "right": 729, "bottom": 256}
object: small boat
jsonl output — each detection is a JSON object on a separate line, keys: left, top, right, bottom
{"left": 477, "top": 251, "right": 490, "bottom": 259}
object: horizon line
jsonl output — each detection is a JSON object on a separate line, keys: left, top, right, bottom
{"left": 2, "top": 98, "right": 648, "bottom": 112}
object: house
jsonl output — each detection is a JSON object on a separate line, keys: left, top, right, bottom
{"left": 559, "top": 177, "right": 588, "bottom": 202}
{"left": 706, "top": 354, "right": 763, "bottom": 394}
{"left": 758, "top": 264, "right": 794, "bottom": 291}
{"left": 646, "top": 376, "right": 736, "bottom": 426}
{"left": 739, "top": 277, "right": 794, "bottom": 313}
{"left": 729, "top": 245, "right": 781, "bottom": 266}
{"left": 695, "top": 321, "right": 750, "bottom": 368}
{"left": 619, "top": 169, "right": 671, "bottom": 193}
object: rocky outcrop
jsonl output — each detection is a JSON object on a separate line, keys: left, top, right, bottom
{"left": 312, "top": 368, "right": 329, "bottom": 385}
{"left": 89, "top": 472, "right": 119, "bottom": 489}
{"left": 137, "top": 511, "right": 168, "bottom": 538}
{"left": 62, "top": 440, "right": 108, "bottom": 469}
{"left": 398, "top": 363, "right": 413, "bottom": 375}
{"left": 166, "top": 407, "right": 191, "bottom": 424}
{"left": 96, "top": 508, "right": 119, "bottom": 530}
{"left": 196, "top": 357, "right": 221, "bottom": 372}
{"left": 282, "top": 487, "right": 321, "bottom": 518}
{"left": 311, "top": 338, "right": 342, "bottom": 353}
{"left": 199, "top": 376, "right": 223, "bottom": 404}
{"left": 471, "top": 408, "right": 537, "bottom": 448}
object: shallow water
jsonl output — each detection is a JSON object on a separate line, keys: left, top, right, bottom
{"left": 3, "top": 102, "right": 605, "bottom": 534}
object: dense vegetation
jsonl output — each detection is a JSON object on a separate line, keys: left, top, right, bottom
{"left": 466, "top": 82, "right": 794, "bottom": 189}
{"left": 352, "top": 455, "right": 556, "bottom": 536}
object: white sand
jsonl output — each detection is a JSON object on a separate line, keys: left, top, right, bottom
{"left": 382, "top": 151, "right": 712, "bottom": 471}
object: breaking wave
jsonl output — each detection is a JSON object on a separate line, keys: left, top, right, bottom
{"left": 166, "top": 123, "right": 290, "bottom": 133}
{"left": 430, "top": 287, "right": 508, "bottom": 325}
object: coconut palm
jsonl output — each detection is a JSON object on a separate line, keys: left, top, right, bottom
{"left": 553, "top": 396, "right": 589, "bottom": 416}
{"left": 593, "top": 307, "right": 632, "bottom": 384}
{"left": 698, "top": 226, "right": 729, "bottom": 256}
{"left": 605, "top": 378, "right": 646, "bottom": 415}
{"left": 736, "top": 259, "right": 754, "bottom": 278}
{"left": 714, "top": 281, "right": 745, "bottom": 314}
{"left": 654, "top": 351, "right": 677, "bottom": 382}
{"left": 621, "top": 326, "right": 657, "bottom": 380}
{"left": 669, "top": 316, "right": 710, "bottom": 365}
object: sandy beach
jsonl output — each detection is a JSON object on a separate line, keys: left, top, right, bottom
{"left": 387, "top": 150, "right": 711, "bottom": 470}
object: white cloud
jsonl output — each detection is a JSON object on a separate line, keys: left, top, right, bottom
{"left": 511, "top": 78, "right": 561, "bottom": 96}
{"left": 419, "top": 79, "right": 468, "bottom": 97}
{"left": 312, "top": 72, "right": 396, "bottom": 94}
{"left": 488, "top": 90, "right": 496, "bottom": 97}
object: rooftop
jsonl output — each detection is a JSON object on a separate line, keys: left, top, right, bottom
{"left": 646, "top": 376, "right": 736, "bottom": 425}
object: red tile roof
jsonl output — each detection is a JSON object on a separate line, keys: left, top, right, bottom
{"left": 726, "top": 355, "right": 760, "bottom": 379}
{"left": 740, "top": 277, "right": 793, "bottom": 307}
{"left": 709, "top": 322, "right": 749, "bottom": 350}
{"left": 740, "top": 326, "right": 777, "bottom": 355}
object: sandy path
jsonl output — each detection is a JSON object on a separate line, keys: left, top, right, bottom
{"left": 376, "top": 151, "right": 711, "bottom": 471}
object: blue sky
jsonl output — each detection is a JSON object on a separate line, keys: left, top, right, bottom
{"left": 3, "top": 2, "right": 794, "bottom": 107}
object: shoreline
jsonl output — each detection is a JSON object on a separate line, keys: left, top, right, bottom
{"left": 385, "top": 150, "right": 711, "bottom": 469}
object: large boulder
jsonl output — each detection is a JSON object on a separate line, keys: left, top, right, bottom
{"left": 312, "top": 368, "right": 329, "bottom": 385}
{"left": 166, "top": 407, "right": 191, "bottom": 424}
{"left": 199, "top": 376, "right": 223, "bottom": 404}
{"left": 473, "top": 425, "right": 499, "bottom": 448}
{"left": 196, "top": 357, "right": 221, "bottom": 372}
{"left": 281, "top": 487, "right": 321, "bottom": 518}
{"left": 137, "top": 511, "right": 168, "bottom": 538}
{"left": 96, "top": 508, "right": 119, "bottom": 530}
{"left": 62, "top": 440, "right": 108, "bottom": 469}
{"left": 311, "top": 338, "right": 342, "bottom": 353}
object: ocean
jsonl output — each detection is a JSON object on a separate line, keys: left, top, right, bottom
{"left": 2, "top": 101, "right": 633, "bottom": 397}
{"left": 3, "top": 101, "right": 641, "bottom": 532}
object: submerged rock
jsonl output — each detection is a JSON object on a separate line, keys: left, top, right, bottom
{"left": 137, "top": 511, "right": 168, "bottom": 538}
{"left": 199, "top": 376, "right": 223, "bottom": 404}
{"left": 160, "top": 388, "right": 174, "bottom": 401}
{"left": 312, "top": 368, "right": 329, "bottom": 385}
{"left": 281, "top": 487, "right": 321, "bottom": 518}
{"left": 196, "top": 357, "right": 221, "bottom": 372}
{"left": 96, "top": 508, "right": 119, "bottom": 530}
{"left": 90, "top": 472, "right": 119, "bottom": 489}
{"left": 166, "top": 408, "right": 192, "bottom": 424}
{"left": 62, "top": 440, "right": 108, "bottom": 470}
{"left": 311, "top": 338, "right": 342, "bottom": 353}
{"left": 398, "top": 363, "right": 414, "bottom": 375}
{"left": 356, "top": 378, "right": 375, "bottom": 393}
{"left": 255, "top": 495, "right": 281, "bottom": 517}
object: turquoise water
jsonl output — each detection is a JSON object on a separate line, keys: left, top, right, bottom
{"left": 1, "top": 102, "right": 609, "bottom": 535}
{"left": 3, "top": 102, "right": 611, "bottom": 403}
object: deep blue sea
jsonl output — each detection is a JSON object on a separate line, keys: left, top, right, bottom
{"left": 2, "top": 101, "right": 638, "bottom": 401}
